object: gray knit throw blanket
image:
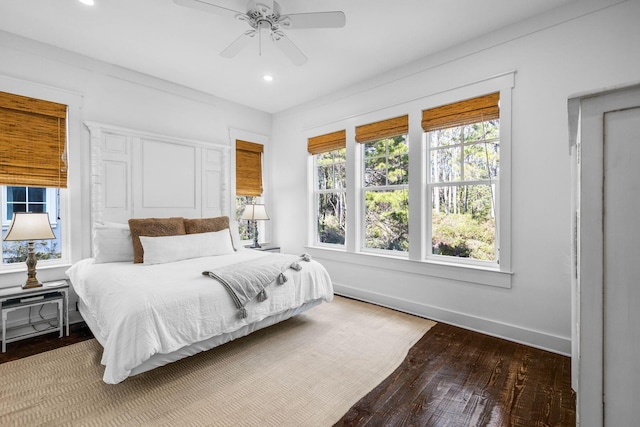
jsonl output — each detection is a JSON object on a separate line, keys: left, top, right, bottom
{"left": 202, "top": 253, "right": 312, "bottom": 319}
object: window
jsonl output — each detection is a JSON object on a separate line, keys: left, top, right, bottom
{"left": 0, "top": 91, "right": 68, "bottom": 266}
{"left": 235, "top": 139, "right": 264, "bottom": 242}
{"left": 357, "top": 116, "right": 409, "bottom": 253}
{"left": 1, "top": 186, "right": 61, "bottom": 264}
{"left": 309, "top": 130, "right": 346, "bottom": 246}
{"left": 424, "top": 92, "right": 500, "bottom": 263}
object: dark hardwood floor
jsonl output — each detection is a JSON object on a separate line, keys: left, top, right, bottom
{"left": 335, "top": 323, "right": 575, "bottom": 427}
{"left": 1, "top": 320, "right": 575, "bottom": 426}
{"left": 0, "top": 322, "right": 93, "bottom": 364}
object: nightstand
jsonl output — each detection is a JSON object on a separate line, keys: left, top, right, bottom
{"left": 247, "top": 244, "right": 281, "bottom": 253}
{"left": 0, "top": 280, "right": 70, "bottom": 353}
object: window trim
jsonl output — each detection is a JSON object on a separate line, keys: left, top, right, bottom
{"left": 415, "top": 75, "right": 513, "bottom": 274}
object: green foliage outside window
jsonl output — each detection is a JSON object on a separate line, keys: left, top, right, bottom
{"left": 364, "top": 135, "right": 409, "bottom": 252}
{"left": 429, "top": 120, "right": 499, "bottom": 261}
{"left": 365, "top": 189, "right": 409, "bottom": 251}
{"left": 316, "top": 149, "right": 346, "bottom": 245}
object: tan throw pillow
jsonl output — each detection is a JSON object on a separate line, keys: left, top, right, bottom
{"left": 183, "top": 216, "right": 230, "bottom": 234}
{"left": 128, "top": 217, "right": 186, "bottom": 263}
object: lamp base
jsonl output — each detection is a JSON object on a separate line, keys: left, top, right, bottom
{"left": 22, "top": 240, "right": 43, "bottom": 289}
{"left": 22, "top": 277, "right": 43, "bottom": 289}
{"left": 251, "top": 220, "right": 261, "bottom": 248}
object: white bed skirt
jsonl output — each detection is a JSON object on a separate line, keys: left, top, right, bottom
{"left": 78, "top": 297, "right": 323, "bottom": 379}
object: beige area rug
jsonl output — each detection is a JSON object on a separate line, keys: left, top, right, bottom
{"left": 0, "top": 296, "right": 435, "bottom": 427}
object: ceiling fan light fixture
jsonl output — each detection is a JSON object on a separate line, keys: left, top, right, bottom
{"left": 79, "top": 0, "right": 95, "bottom": 6}
{"left": 263, "top": 74, "right": 274, "bottom": 82}
{"left": 174, "top": 0, "right": 344, "bottom": 66}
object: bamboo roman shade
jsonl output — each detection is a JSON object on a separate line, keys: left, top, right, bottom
{"left": 307, "top": 130, "right": 346, "bottom": 155}
{"left": 236, "top": 140, "right": 264, "bottom": 197}
{"left": 0, "top": 91, "right": 68, "bottom": 188}
{"left": 355, "top": 115, "right": 409, "bottom": 144}
{"left": 422, "top": 92, "right": 500, "bottom": 132}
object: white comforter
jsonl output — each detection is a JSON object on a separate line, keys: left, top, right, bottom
{"left": 66, "top": 249, "right": 333, "bottom": 384}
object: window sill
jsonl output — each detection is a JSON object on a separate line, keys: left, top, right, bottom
{"left": 305, "top": 246, "right": 512, "bottom": 289}
{"left": 0, "top": 260, "right": 72, "bottom": 275}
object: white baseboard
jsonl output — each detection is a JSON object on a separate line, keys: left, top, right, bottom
{"left": 333, "top": 282, "right": 571, "bottom": 356}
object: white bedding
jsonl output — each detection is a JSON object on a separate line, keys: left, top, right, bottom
{"left": 66, "top": 249, "right": 334, "bottom": 384}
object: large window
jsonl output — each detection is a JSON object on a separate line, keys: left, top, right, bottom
{"left": 306, "top": 75, "right": 512, "bottom": 284}
{"left": 424, "top": 92, "right": 500, "bottom": 263}
{"left": 0, "top": 91, "right": 68, "bottom": 267}
{"left": 309, "top": 130, "right": 346, "bottom": 246}
{"left": 357, "top": 115, "right": 409, "bottom": 253}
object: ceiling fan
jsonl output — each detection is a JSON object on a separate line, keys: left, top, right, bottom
{"left": 174, "top": 0, "right": 346, "bottom": 66}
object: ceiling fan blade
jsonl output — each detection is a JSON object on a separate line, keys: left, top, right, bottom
{"left": 272, "top": 32, "right": 308, "bottom": 66}
{"left": 220, "top": 31, "right": 256, "bottom": 58}
{"left": 279, "top": 11, "right": 346, "bottom": 29}
{"left": 173, "top": 0, "right": 244, "bottom": 19}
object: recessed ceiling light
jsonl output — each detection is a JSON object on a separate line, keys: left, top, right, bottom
{"left": 79, "top": 0, "right": 95, "bottom": 6}
{"left": 263, "top": 75, "right": 273, "bottom": 82}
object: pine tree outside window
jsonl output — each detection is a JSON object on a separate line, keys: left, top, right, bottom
{"left": 424, "top": 93, "right": 500, "bottom": 263}
{"left": 308, "top": 130, "right": 347, "bottom": 246}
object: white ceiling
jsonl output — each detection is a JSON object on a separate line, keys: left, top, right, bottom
{"left": 0, "top": 0, "right": 575, "bottom": 113}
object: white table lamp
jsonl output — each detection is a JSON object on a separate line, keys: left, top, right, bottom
{"left": 241, "top": 204, "right": 270, "bottom": 248}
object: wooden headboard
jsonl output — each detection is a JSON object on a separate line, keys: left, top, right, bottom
{"left": 85, "top": 122, "right": 230, "bottom": 227}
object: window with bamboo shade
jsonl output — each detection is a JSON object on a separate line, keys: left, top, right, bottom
{"left": 356, "top": 115, "right": 409, "bottom": 253}
{"left": 235, "top": 140, "right": 264, "bottom": 197}
{"left": 308, "top": 130, "right": 347, "bottom": 246}
{"left": 0, "top": 91, "right": 68, "bottom": 188}
{"left": 424, "top": 91, "right": 501, "bottom": 263}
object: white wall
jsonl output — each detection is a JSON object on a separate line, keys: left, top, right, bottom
{"left": 270, "top": 0, "right": 640, "bottom": 355}
{"left": 0, "top": 32, "right": 271, "bottom": 322}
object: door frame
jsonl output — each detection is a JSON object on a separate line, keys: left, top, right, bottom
{"left": 569, "top": 83, "right": 640, "bottom": 426}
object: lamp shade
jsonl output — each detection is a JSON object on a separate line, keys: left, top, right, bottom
{"left": 241, "top": 204, "right": 270, "bottom": 221}
{"left": 3, "top": 212, "right": 55, "bottom": 241}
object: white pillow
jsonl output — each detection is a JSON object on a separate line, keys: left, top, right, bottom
{"left": 229, "top": 220, "right": 243, "bottom": 251}
{"left": 140, "top": 229, "right": 235, "bottom": 265}
{"left": 92, "top": 222, "right": 134, "bottom": 263}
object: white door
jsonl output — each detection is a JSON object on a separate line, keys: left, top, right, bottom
{"left": 574, "top": 84, "right": 640, "bottom": 426}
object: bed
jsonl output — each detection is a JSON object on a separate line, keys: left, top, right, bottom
{"left": 69, "top": 123, "right": 334, "bottom": 384}
{"left": 66, "top": 240, "right": 333, "bottom": 384}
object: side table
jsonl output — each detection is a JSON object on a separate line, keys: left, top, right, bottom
{"left": 0, "top": 280, "right": 70, "bottom": 352}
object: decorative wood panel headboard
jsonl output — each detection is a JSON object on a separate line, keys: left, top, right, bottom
{"left": 85, "top": 122, "right": 230, "bottom": 227}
